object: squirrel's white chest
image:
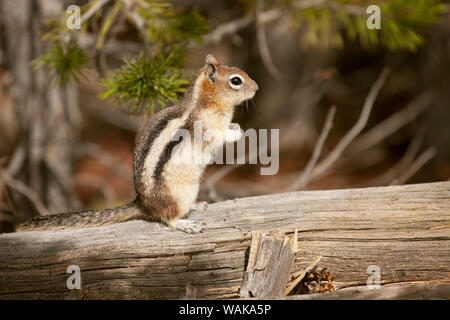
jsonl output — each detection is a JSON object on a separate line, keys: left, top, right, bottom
{"left": 199, "top": 109, "right": 234, "bottom": 142}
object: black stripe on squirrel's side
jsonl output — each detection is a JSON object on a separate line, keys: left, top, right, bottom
{"left": 153, "top": 115, "right": 194, "bottom": 184}
{"left": 16, "top": 54, "right": 258, "bottom": 233}
{"left": 134, "top": 107, "right": 185, "bottom": 192}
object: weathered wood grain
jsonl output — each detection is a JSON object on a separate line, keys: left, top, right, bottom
{"left": 239, "top": 232, "right": 296, "bottom": 298}
{"left": 0, "top": 181, "right": 449, "bottom": 299}
{"left": 284, "top": 282, "right": 450, "bottom": 300}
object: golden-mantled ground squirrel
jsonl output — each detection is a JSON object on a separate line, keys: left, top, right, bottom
{"left": 17, "top": 54, "right": 258, "bottom": 233}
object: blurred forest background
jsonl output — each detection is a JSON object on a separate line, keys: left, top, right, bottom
{"left": 0, "top": 0, "right": 449, "bottom": 233}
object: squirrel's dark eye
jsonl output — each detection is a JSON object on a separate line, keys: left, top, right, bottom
{"left": 230, "top": 77, "right": 242, "bottom": 86}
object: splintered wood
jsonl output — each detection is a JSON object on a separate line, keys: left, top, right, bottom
{"left": 283, "top": 255, "right": 322, "bottom": 295}
{"left": 239, "top": 230, "right": 297, "bottom": 298}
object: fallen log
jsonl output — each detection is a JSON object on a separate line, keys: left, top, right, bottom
{"left": 285, "top": 283, "right": 450, "bottom": 300}
{"left": 0, "top": 181, "right": 449, "bottom": 299}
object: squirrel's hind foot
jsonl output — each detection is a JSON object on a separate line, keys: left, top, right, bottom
{"left": 169, "top": 219, "right": 205, "bottom": 234}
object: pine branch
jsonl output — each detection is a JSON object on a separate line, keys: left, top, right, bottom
{"left": 100, "top": 50, "right": 189, "bottom": 114}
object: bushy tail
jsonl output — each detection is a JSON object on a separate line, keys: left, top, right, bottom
{"left": 16, "top": 201, "right": 143, "bottom": 231}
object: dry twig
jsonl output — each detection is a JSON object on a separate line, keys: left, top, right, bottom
{"left": 202, "top": 0, "right": 367, "bottom": 45}
{"left": 349, "top": 92, "right": 434, "bottom": 154}
{"left": 0, "top": 144, "right": 25, "bottom": 192}
{"left": 391, "top": 147, "right": 437, "bottom": 185}
{"left": 1, "top": 172, "right": 49, "bottom": 216}
{"left": 365, "top": 127, "right": 424, "bottom": 187}
{"left": 289, "top": 105, "right": 336, "bottom": 190}
{"left": 202, "top": 0, "right": 326, "bottom": 45}
{"left": 122, "top": 0, "right": 150, "bottom": 50}
{"left": 255, "top": 0, "right": 282, "bottom": 78}
{"left": 309, "top": 67, "right": 390, "bottom": 180}
{"left": 80, "top": 0, "right": 111, "bottom": 26}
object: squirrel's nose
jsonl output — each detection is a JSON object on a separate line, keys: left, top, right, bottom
{"left": 254, "top": 82, "right": 259, "bottom": 91}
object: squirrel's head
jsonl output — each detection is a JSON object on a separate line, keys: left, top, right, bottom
{"left": 192, "top": 54, "right": 258, "bottom": 110}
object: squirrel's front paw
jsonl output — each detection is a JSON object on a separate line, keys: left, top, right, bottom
{"left": 225, "top": 123, "right": 242, "bottom": 142}
{"left": 169, "top": 219, "right": 205, "bottom": 234}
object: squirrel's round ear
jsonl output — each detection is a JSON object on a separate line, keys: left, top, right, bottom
{"left": 205, "top": 54, "right": 219, "bottom": 65}
{"left": 205, "top": 54, "right": 219, "bottom": 83}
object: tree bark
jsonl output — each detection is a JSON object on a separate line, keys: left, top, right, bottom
{"left": 0, "top": 181, "right": 448, "bottom": 299}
